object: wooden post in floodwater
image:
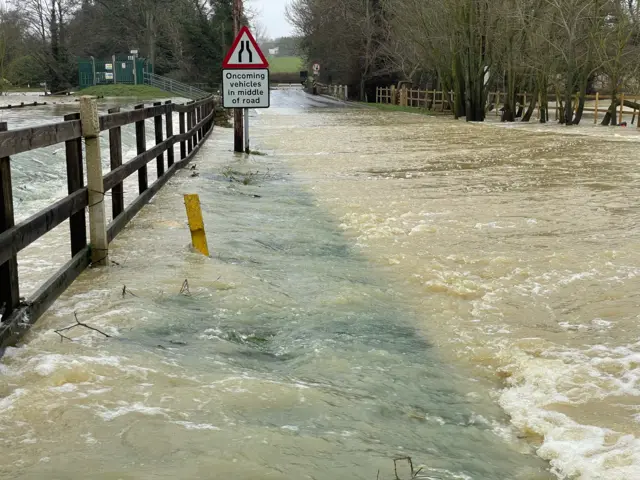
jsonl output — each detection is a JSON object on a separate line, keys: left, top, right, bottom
{"left": 64, "top": 113, "right": 88, "bottom": 255}
{"left": 165, "top": 101, "right": 175, "bottom": 167}
{"left": 538, "top": 92, "right": 542, "bottom": 121}
{"left": 179, "top": 110, "right": 186, "bottom": 160}
{"left": 594, "top": 92, "right": 599, "bottom": 124}
{"left": 80, "top": 96, "right": 108, "bottom": 266}
{"left": 0, "top": 122, "right": 19, "bottom": 320}
{"left": 619, "top": 93, "right": 625, "bottom": 124}
{"left": 107, "top": 107, "right": 124, "bottom": 218}
{"left": 153, "top": 102, "right": 165, "bottom": 178}
{"left": 135, "top": 104, "right": 148, "bottom": 193}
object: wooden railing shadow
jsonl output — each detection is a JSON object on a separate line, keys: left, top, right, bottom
{"left": 0, "top": 95, "right": 216, "bottom": 348}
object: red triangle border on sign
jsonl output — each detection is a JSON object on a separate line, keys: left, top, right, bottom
{"left": 222, "top": 26, "right": 270, "bottom": 69}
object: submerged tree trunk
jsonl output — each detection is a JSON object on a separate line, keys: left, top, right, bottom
{"left": 538, "top": 76, "right": 548, "bottom": 124}
{"left": 453, "top": 54, "right": 465, "bottom": 119}
{"left": 540, "top": 89, "right": 548, "bottom": 123}
{"left": 502, "top": 65, "right": 516, "bottom": 122}
{"left": 572, "top": 76, "right": 588, "bottom": 124}
{"left": 602, "top": 88, "right": 618, "bottom": 126}
{"left": 564, "top": 75, "right": 574, "bottom": 125}
{"left": 521, "top": 87, "right": 539, "bottom": 122}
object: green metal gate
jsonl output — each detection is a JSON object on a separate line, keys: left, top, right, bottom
{"left": 78, "top": 56, "right": 152, "bottom": 89}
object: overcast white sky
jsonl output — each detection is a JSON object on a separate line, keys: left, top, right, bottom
{"left": 248, "top": 0, "right": 295, "bottom": 39}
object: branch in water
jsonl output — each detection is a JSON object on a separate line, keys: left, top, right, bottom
{"left": 54, "top": 313, "right": 111, "bottom": 342}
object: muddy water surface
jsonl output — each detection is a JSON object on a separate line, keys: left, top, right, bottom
{"left": 1, "top": 90, "right": 637, "bottom": 479}
{"left": 254, "top": 97, "right": 640, "bottom": 479}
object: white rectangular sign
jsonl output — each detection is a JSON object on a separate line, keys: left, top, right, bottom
{"left": 223, "top": 69, "right": 270, "bottom": 109}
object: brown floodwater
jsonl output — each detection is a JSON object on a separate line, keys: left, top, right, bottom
{"left": 1, "top": 89, "right": 638, "bottom": 479}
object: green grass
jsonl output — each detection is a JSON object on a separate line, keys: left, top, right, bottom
{"left": 267, "top": 56, "right": 303, "bottom": 74}
{"left": 370, "top": 103, "right": 440, "bottom": 115}
{"left": 5, "top": 87, "right": 45, "bottom": 92}
{"left": 75, "top": 84, "right": 172, "bottom": 99}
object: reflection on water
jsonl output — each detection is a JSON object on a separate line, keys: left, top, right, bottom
{"left": 3, "top": 91, "right": 638, "bottom": 479}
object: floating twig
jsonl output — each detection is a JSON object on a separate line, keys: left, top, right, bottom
{"left": 180, "top": 279, "right": 191, "bottom": 296}
{"left": 394, "top": 457, "right": 414, "bottom": 480}
{"left": 54, "top": 313, "right": 111, "bottom": 342}
{"left": 122, "top": 285, "right": 138, "bottom": 298}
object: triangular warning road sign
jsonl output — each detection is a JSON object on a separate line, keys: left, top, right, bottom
{"left": 223, "top": 26, "right": 270, "bottom": 69}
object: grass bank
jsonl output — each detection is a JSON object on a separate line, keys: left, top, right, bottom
{"left": 268, "top": 56, "right": 303, "bottom": 73}
{"left": 4, "top": 87, "right": 45, "bottom": 93}
{"left": 75, "top": 85, "right": 172, "bottom": 99}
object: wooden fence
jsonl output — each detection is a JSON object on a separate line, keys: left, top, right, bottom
{"left": 376, "top": 86, "right": 640, "bottom": 126}
{"left": 377, "top": 86, "right": 538, "bottom": 114}
{"left": 0, "top": 94, "right": 216, "bottom": 348}
{"left": 320, "top": 84, "right": 349, "bottom": 101}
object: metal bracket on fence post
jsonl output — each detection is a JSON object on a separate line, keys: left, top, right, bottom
{"left": 80, "top": 96, "right": 109, "bottom": 267}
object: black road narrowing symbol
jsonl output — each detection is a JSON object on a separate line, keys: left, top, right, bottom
{"left": 238, "top": 40, "right": 253, "bottom": 63}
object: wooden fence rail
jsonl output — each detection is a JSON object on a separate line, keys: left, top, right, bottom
{"left": 0, "top": 94, "right": 216, "bottom": 348}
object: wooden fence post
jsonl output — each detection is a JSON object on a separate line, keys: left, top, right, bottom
{"left": 195, "top": 106, "right": 200, "bottom": 143}
{"left": 192, "top": 108, "right": 198, "bottom": 146}
{"left": 106, "top": 108, "right": 124, "bottom": 218}
{"left": 537, "top": 92, "right": 542, "bottom": 121}
{"left": 165, "top": 101, "right": 175, "bottom": 167}
{"left": 619, "top": 93, "right": 625, "bottom": 124}
{"left": 187, "top": 104, "right": 193, "bottom": 154}
{"left": 64, "top": 113, "right": 88, "bottom": 254}
{"left": 391, "top": 85, "right": 396, "bottom": 105}
{"left": 135, "top": 104, "right": 148, "bottom": 193}
{"left": 80, "top": 96, "right": 108, "bottom": 266}
{"left": 179, "top": 110, "right": 186, "bottom": 159}
{"left": 0, "top": 122, "right": 20, "bottom": 320}
{"left": 153, "top": 102, "right": 165, "bottom": 178}
{"left": 495, "top": 92, "right": 500, "bottom": 116}
{"left": 594, "top": 92, "right": 599, "bottom": 124}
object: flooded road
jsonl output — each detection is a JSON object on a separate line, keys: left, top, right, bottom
{"left": 1, "top": 89, "right": 638, "bottom": 479}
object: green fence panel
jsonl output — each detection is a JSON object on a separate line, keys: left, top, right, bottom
{"left": 77, "top": 57, "right": 152, "bottom": 89}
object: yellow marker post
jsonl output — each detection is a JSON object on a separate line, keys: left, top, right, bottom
{"left": 184, "top": 194, "right": 210, "bottom": 256}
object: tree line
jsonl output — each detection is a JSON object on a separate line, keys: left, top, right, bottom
{"left": 0, "top": 0, "right": 243, "bottom": 93}
{"left": 287, "top": 0, "right": 640, "bottom": 125}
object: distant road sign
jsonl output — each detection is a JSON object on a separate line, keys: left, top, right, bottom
{"left": 223, "top": 26, "right": 269, "bottom": 69}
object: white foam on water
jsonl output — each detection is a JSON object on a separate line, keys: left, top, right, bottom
{"left": 280, "top": 425, "right": 299, "bottom": 432}
{"left": 173, "top": 421, "right": 220, "bottom": 431}
{"left": 0, "top": 389, "right": 28, "bottom": 413}
{"left": 498, "top": 345, "right": 640, "bottom": 479}
{"left": 96, "top": 402, "right": 170, "bottom": 421}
